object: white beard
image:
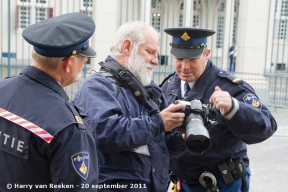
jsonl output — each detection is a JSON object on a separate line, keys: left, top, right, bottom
{"left": 127, "top": 49, "right": 155, "bottom": 86}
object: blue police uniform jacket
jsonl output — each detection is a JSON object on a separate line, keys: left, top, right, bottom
{"left": 0, "top": 66, "right": 98, "bottom": 192}
{"left": 160, "top": 60, "right": 277, "bottom": 183}
{"left": 73, "top": 56, "right": 186, "bottom": 192}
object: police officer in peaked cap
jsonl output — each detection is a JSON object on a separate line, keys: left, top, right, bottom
{"left": 0, "top": 12, "right": 98, "bottom": 191}
{"left": 161, "top": 27, "right": 277, "bottom": 192}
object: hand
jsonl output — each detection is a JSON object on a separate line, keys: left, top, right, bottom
{"left": 159, "top": 103, "right": 186, "bottom": 131}
{"left": 209, "top": 86, "right": 232, "bottom": 115}
{"left": 181, "top": 133, "right": 185, "bottom": 141}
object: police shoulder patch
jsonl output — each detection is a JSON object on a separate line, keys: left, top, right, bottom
{"left": 71, "top": 152, "right": 89, "bottom": 180}
{"left": 243, "top": 94, "right": 262, "bottom": 108}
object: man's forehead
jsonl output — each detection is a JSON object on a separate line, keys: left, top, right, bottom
{"left": 139, "top": 41, "right": 159, "bottom": 51}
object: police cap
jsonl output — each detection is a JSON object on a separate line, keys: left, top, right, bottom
{"left": 22, "top": 12, "right": 96, "bottom": 57}
{"left": 164, "top": 27, "right": 215, "bottom": 59}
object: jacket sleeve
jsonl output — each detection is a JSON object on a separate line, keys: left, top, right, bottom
{"left": 165, "top": 130, "right": 187, "bottom": 158}
{"left": 48, "top": 124, "right": 98, "bottom": 192}
{"left": 73, "top": 74, "right": 165, "bottom": 153}
{"left": 222, "top": 83, "right": 277, "bottom": 144}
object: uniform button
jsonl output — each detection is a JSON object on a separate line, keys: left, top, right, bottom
{"left": 152, "top": 168, "right": 155, "bottom": 172}
{"left": 219, "top": 71, "right": 223, "bottom": 74}
{"left": 68, "top": 100, "right": 71, "bottom": 103}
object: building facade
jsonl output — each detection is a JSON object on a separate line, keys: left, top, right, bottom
{"left": 1, "top": 0, "right": 288, "bottom": 107}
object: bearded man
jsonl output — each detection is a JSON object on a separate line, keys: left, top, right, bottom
{"left": 73, "top": 21, "right": 187, "bottom": 192}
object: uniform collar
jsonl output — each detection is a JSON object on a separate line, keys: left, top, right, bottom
{"left": 20, "top": 66, "right": 70, "bottom": 101}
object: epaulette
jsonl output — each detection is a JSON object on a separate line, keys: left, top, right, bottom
{"left": 159, "top": 72, "right": 175, "bottom": 87}
{"left": 217, "top": 71, "right": 256, "bottom": 92}
{"left": 4, "top": 75, "right": 15, "bottom": 79}
{"left": 217, "top": 71, "right": 243, "bottom": 84}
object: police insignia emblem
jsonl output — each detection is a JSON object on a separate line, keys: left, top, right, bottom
{"left": 181, "top": 31, "right": 190, "bottom": 41}
{"left": 71, "top": 152, "right": 89, "bottom": 180}
{"left": 243, "top": 94, "right": 262, "bottom": 108}
{"left": 75, "top": 116, "right": 84, "bottom": 124}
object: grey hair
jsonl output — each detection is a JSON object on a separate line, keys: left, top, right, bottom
{"left": 31, "top": 49, "right": 64, "bottom": 70}
{"left": 110, "top": 21, "right": 159, "bottom": 57}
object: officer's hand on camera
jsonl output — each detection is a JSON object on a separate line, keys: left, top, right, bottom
{"left": 159, "top": 103, "right": 186, "bottom": 131}
{"left": 209, "top": 86, "right": 232, "bottom": 115}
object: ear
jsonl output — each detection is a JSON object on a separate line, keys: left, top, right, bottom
{"left": 204, "top": 49, "right": 211, "bottom": 58}
{"left": 122, "top": 39, "right": 132, "bottom": 56}
{"left": 63, "top": 56, "right": 73, "bottom": 73}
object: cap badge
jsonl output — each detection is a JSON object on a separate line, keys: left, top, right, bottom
{"left": 72, "top": 50, "right": 77, "bottom": 55}
{"left": 181, "top": 32, "right": 191, "bottom": 41}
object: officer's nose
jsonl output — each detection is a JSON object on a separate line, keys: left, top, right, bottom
{"left": 181, "top": 59, "right": 190, "bottom": 69}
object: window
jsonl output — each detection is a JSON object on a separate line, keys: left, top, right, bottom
{"left": 216, "top": 2, "right": 225, "bottom": 48}
{"left": 36, "top": 8, "right": 48, "bottom": 23}
{"left": 275, "top": 0, "right": 288, "bottom": 40}
{"left": 179, "top": 1, "right": 201, "bottom": 27}
{"left": 17, "top": 0, "right": 53, "bottom": 30}
{"left": 218, "top": 1, "right": 225, "bottom": 12}
{"left": 281, "top": 0, "right": 288, "bottom": 16}
{"left": 233, "top": 0, "right": 240, "bottom": 44}
{"left": 152, "top": 0, "right": 161, "bottom": 8}
{"left": 179, "top": 2, "right": 184, "bottom": 27}
{"left": 193, "top": 0, "right": 201, "bottom": 27}
{"left": 216, "top": 17, "right": 224, "bottom": 48}
{"left": 278, "top": 20, "right": 288, "bottom": 39}
{"left": 193, "top": 15, "right": 199, "bottom": 27}
{"left": 80, "top": 0, "right": 93, "bottom": 17}
{"left": 193, "top": 0, "right": 202, "bottom": 11}
{"left": 179, "top": 15, "right": 183, "bottom": 27}
{"left": 151, "top": 0, "right": 162, "bottom": 32}
{"left": 276, "top": 63, "right": 286, "bottom": 72}
{"left": 19, "top": 6, "right": 30, "bottom": 29}
{"left": 152, "top": 13, "right": 161, "bottom": 32}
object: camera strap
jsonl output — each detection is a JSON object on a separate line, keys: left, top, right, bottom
{"left": 99, "top": 60, "right": 158, "bottom": 115}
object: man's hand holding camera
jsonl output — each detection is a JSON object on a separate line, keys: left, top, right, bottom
{"left": 159, "top": 103, "right": 186, "bottom": 131}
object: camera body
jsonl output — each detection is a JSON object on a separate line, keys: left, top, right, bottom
{"left": 174, "top": 99, "right": 217, "bottom": 155}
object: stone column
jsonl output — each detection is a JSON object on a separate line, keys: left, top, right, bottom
{"left": 91, "top": 0, "right": 119, "bottom": 71}
{"left": 184, "top": 0, "right": 193, "bottom": 27}
{"left": 221, "top": 0, "right": 234, "bottom": 70}
{"left": 237, "top": 0, "right": 270, "bottom": 73}
{"left": 141, "top": 0, "right": 152, "bottom": 24}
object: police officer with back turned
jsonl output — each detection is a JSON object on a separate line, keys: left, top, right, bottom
{"left": 0, "top": 12, "right": 98, "bottom": 192}
{"left": 160, "top": 27, "right": 277, "bottom": 192}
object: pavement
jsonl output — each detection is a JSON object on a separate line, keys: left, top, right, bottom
{"left": 168, "top": 107, "right": 288, "bottom": 192}
{"left": 248, "top": 107, "right": 288, "bottom": 192}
